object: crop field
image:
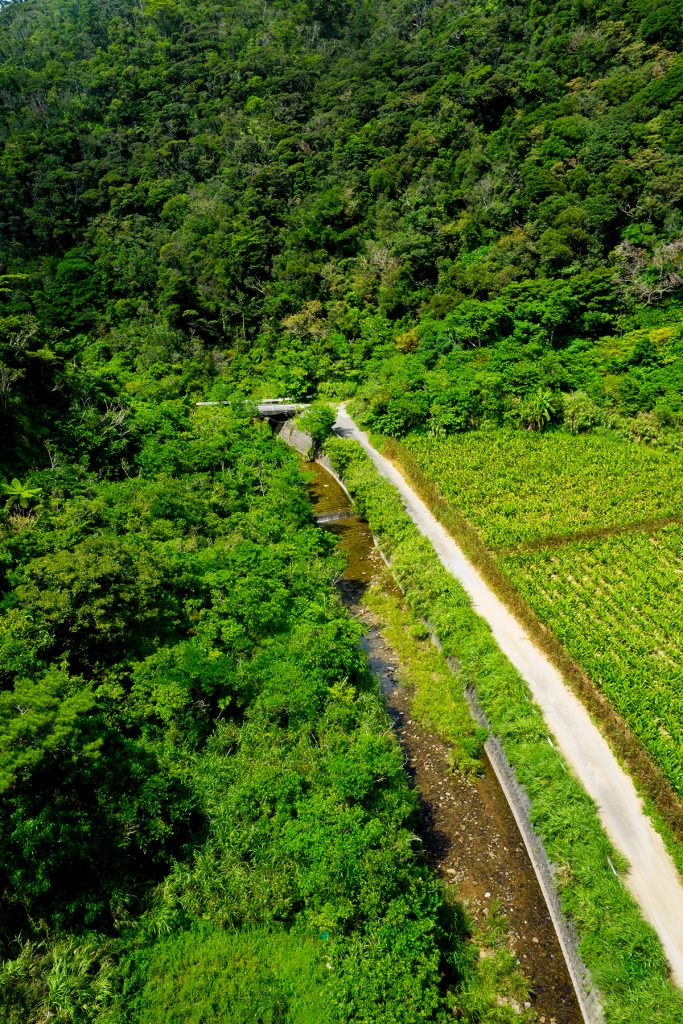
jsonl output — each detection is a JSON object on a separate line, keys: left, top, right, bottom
{"left": 399, "top": 431, "right": 683, "bottom": 798}
{"left": 402, "top": 431, "right": 683, "bottom": 547}
{"left": 500, "top": 526, "right": 683, "bottom": 796}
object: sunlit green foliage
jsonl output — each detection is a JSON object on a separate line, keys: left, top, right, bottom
{"left": 324, "top": 435, "right": 683, "bottom": 1024}
{"left": 402, "top": 430, "right": 683, "bottom": 546}
{"left": 0, "top": 0, "right": 681, "bottom": 432}
{"left": 389, "top": 421, "right": 683, "bottom": 806}
{"left": 0, "top": 407, "right": 509, "bottom": 1022}
{"left": 297, "top": 402, "right": 337, "bottom": 448}
{"left": 129, "top": 927, "right": 333, "bottom": 1024}
{"left": 363, "top": 585, "right": 487, "bottom": 775}
{"left": 394, "top": 426, "right": 683, "bottom": 805}
{"left": 502, "top": 526, "right": 683, "bottom": 797}
{"left": 1, "top": 0, "right": 681, "bottom": 1017}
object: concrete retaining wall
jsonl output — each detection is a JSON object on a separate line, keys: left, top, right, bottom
{"left": 277, "top": 418, "right": 314, "bottom": 457}
{"left": 463, "top": 686, "right": 603, "bottom": 1024}
{"left": 277, "top": 427, "right": 604, "bottom": 1024}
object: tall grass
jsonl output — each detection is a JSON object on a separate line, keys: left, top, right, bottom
{"left": 128, "top": 926, "right": 332, "bottom": 1024}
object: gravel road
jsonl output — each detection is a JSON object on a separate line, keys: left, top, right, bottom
{"left": 334, "top": 405, "right": 683, "bottom": 986}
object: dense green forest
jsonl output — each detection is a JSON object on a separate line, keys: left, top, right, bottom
{"left": 1, "top": 0, "right": 682, "bottom": 1019}
{"left": 1, "top": 0, "right": 682, "bottom": 469}
{"left": 2, "top": 405, "right": 512, "bottom": 1022}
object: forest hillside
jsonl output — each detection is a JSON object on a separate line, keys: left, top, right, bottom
{"left": 1, "top": 0, "right": 682, "bottom": 466}
{"left": 1, "top": 0, "right": 682, "bottom": 1021}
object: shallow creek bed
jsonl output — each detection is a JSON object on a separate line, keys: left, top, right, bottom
{"left": 303, "top": 459, "right": 582, "bottom": 1024}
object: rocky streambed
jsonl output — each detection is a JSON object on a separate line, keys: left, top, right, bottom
{"left": 303, "top": 458, "right": 582, "bottom": 1024}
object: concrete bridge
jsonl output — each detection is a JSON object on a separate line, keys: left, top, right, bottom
{"left": 196, "top": 399, "right": 309, "bottom": 419}
{"left": 258, "top": 402, "right": 307, "bottom": 418}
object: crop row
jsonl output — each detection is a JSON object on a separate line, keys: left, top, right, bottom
{"left": 501, "top": 525, "right": 683, "bottom": 798}
{"left": 382, "top": 431, "right": 683, "bottom": 855}
{"left": 402, "top": 430, "right": 683, "bottom": 547}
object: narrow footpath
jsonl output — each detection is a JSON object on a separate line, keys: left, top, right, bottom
{"left": 333, "top": 405, "right": 683, "bottom": 986}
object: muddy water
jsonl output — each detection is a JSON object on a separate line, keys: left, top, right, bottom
{"left": 303, "top": 461, "right": 376, "bottom": 601}
{"left": 304, "top": 459, "right": 582, "bottom": 1024}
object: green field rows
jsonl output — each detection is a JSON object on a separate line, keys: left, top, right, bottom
{"left": 501, "top": 526, "right": 683, "bottom": 797}
{"left": 403, "top": 431, "right": 683, "bottom": 547}
{"left": 400, "top": 430, "right": 683, "bottom": 799}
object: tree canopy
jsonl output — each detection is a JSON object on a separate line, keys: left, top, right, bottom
{"left": 0, "top": 0, "right": 681, "bottom": 454}
{"left": 0, "top": 0, "right": 682, "bottom": 1019}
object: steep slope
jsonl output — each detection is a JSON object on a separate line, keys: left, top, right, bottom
{"left": 0, "top": 0, "right": 681, "bottom": 445}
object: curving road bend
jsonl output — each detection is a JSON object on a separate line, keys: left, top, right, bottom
{"left": 334, "top": 405, "right": 683, "bottom": 986}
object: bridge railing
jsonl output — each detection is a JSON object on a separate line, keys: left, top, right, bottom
{"left": 195, "top": 399, "right": 309, "bottom": 415}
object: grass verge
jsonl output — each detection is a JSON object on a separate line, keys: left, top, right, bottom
{"left": 362, "top": 583, "right": 486, "bottom": 776}
{"left": 324, "top": 434, "right": 683, "bottom": 1024}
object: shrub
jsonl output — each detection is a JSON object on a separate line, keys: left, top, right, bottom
{"left": 562, "top": 390, "right": 602, "bottom": 433}
{"left": 297, "top": 404, "right": 337, "bottom": 447}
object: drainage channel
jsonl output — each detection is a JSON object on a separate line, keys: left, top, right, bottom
{"left": 302, "top": 457, "right": 584, "bottom": 1024}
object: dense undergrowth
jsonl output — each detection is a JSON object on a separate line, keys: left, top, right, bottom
{"left": 1, "top": 0, "right": 683, "bottom": 465}
{"left": 324, "top": 434, "right": 683, "bottom": 1024}
{"left": 1, "top": 406, "right": 517, "bottom": 1023}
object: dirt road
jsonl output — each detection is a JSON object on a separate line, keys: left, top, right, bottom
{"left": 334, "top": 405, "right": 683, "bottom": 986}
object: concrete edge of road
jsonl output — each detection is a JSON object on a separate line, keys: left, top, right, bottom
{"left": 277, "top": 419, "right": 604, "bottom": 1023}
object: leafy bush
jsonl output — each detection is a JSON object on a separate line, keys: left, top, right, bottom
{"left": 297, "top": 403, "right": 337, "bottom": 446}
{"left": 562, "top": 391, "right": 602, "bottom": 433}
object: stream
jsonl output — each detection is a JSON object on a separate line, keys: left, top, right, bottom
{"left": 303, "top": 458, "right": 582, "bottom": 1024}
